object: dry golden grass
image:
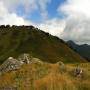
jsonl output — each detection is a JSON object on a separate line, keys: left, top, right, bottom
{"left": 34, "top": 72, "right": 76, "bottom": 90}
{"left": 0, "top": 71, "right": 16, "bottom": 88}
{"left": 0, "top": 62, "right": 90, "bottom": 90}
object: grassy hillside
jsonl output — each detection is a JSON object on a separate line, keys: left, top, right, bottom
{"left": 0, "top": 62, "right": 90, "bottom": 90}
{"left": 0, "top": 25, "right": 86, "bottom": 64}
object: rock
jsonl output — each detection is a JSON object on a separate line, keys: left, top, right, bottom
{"left": 31, "top": 58, "right": 43, "bottom": 64}
{"left": 56, "top": 61, "right": 64, "bottom": 66}
{"left": 0, "top": 53, "right": 43, "bottom": 74}
{"left": 0, "top": 57, "right": 21, "bottom": 73}
{"left": 18, "top": 54, "right": 43, "bottom": 64}
{"left": 18, "top": 53, "right": 32, "bottom": 64}
{"left": 73, "top": 67, "right": 83, "bottom": 77}
{"left": 56, "top": 61, "right": 67, "bottom": 72}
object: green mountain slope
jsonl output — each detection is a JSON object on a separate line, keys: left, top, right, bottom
{"left": 0, "top": 25, "right": 86, "bottom": 64}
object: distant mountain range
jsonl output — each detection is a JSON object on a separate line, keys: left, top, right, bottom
{"left": 67, "top": 40, "right": 90, "bottom": 62}
{"left": 0, "top": 25, "right": 86, "bottom": 64}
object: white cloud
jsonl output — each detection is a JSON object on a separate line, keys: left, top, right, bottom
{"left": 0, "top": 13, "right": 31, "bottom": 25}
{"left": 0, "top": 1, "right": 31, "bottom": 25}
{"left": 0, "top": 0, "right": 51, "bottom": 25}
{"left": 0, "top": 0, "right": 64, "bottom": 36}
{"left": 37, "top": 0, "right": 51, "bottom": 20}
{"left": 37, "top": 18, "right": 65, "bottom": 37}
{"left": 58, "top": 0, "right": 90, "bottom": 44}
{"left": 59, "top": 0, "right": 90, "bottom": 18}
{"left": 1, "top": 0, "right": 51, "bottom": 20}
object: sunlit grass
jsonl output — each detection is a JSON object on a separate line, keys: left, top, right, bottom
{"left": 0, "top": 62, "right": 90, "bottom": 90}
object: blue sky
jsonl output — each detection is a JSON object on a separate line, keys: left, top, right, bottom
{"left": 15, "top": 0, "right": 66, "bottom": 23}
{"left": 47, "top": 0, "right": 66, "bottom": 19}
{"left": 0, "top": 0, "right": 67, "bottom": 25}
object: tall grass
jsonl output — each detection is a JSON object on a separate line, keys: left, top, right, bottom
{"left": 0, "top": 63, "right": 90, "bottom": 90}
{"left": 34, "top": 72, "right": 76, "bottom": 90}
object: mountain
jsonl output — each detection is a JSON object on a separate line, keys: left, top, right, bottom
{"left": 0, "top": 25, "right": 86, "bottom": 64}
{"left": 67, "top": 40, "right": 90, "bottom": 61}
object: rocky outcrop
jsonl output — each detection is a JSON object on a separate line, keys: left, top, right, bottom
{"left": 0, "top": 57, "right": 21, "bottom": 73}
{"left": 0, "top": 53, "right": 43, "bottom": 74}
{"left": 0, "top": 53, "right": 32, "bottom": 74}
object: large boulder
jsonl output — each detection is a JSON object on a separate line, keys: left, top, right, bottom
{"left": 0, "top": 53, "right": 43, "bottom": 74}
{"left": 0, "top": 57, "right": 21, "bottom": 73}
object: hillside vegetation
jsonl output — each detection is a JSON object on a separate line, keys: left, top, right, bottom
{"left": 0, "top": 61, "right": 90, "bottom": 90}
{"left": 0, "top": 25, "right": 86, "bottom": 64}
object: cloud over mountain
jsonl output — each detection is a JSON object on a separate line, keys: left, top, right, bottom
{"left": 0, "top": 0, "right": 90, "bottom": 44}
{"left": 58, "top": 0, "right": 90, "bottom": 44}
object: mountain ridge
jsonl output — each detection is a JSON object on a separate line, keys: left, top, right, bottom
{"left": 67, "top": 40, "right": 90, "bottom": 61}
{"left": 0, "top": 25, "right": 86, "bottom": 64}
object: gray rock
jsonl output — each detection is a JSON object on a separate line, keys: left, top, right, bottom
{"left": 0, "top": 57, "right": 21, "bottom": 73}
{"left": 18, "top": 53, "right": 32, "bottom": 64}
{"left": 31, "top": 58, "right": 43, "bottom": 64}
{"left": 0, "top": 53, "right": 43, "bottom": 74}
{"left": 73, "top": 67, "right": 83, "bottom": 77}
{"left": 56, "top": 61, "right": 67, "bottom": 72}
